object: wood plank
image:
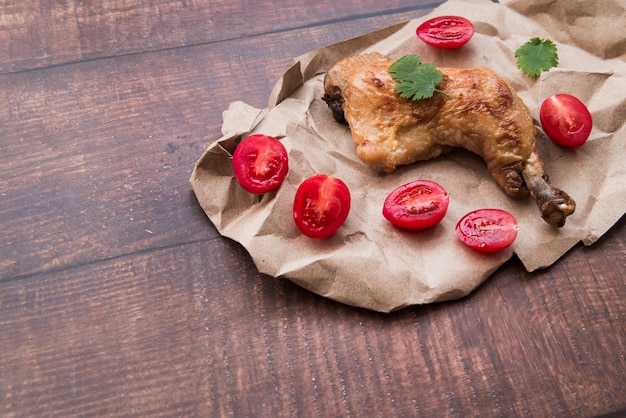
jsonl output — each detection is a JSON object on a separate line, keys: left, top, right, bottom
{"left": 0, "top": 240, "right": 219, "bottom": 416}
{"left": 0, "top": 8, "right": 430, "bottom": 280}
{"left": 1, "top": 234, "right": 624, "bottom": 416}
{"left": 0, "top": 0, "right": 436, "bottom": 74}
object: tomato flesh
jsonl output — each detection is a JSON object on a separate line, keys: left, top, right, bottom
{"left": 416, "top": 16, "right": 474, "bottom": 49}
{"left": 232, "top": 134, "right": 288, "bottom": 194}
{"left": 293, "top": 175, "right": 351, "bottom": 239}
{"left": 455, "top": 209, "right": 518, "bottom": 253}
{"left": 383, "top": 180, "right": 449, "bottom": 229}
{"left": 540, "top": 94, "right": 593, "bottom": 147}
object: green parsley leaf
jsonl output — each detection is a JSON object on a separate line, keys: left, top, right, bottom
{"left": 388, "top": 55, "right": 445, "bottom": 101}
{"left": 515, "top": 37, "right": 559, "bottom": 78}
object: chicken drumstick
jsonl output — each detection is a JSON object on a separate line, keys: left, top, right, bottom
{"left": 322, "top": 53, "right": 575, "bottom": 227}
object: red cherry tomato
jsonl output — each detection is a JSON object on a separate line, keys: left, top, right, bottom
{"left": 416, "top": 16, "right": 474, "bottom": 49}
{"left": 455, "top": 209, "right": 518, "bottom": 253}
{"left": 293, "top": 175, "right": 351, "bottom": 239}
{"left": 540, "top": 94, "right": 593, "bottom": 147}
{"left": 383, "top": 180, "right": 449, "bottom": 230}
{"left": 232, "top": 134, "right": 288, "bottom": 194}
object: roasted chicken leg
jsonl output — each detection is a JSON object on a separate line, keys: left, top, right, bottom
{"left": 322, "top": 52, "right": 575, "bottom": 227}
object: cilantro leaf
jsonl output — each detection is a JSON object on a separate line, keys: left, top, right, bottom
{"left": 388, "top": 55, "right": 445, "bottom": 101}
{"left": 515, "top": 37, "right": 559, "bottom": 78}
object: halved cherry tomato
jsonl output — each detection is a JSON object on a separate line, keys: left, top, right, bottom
{"left": 456, "top": 209, "right": 518, "bottom": 253}
{"left": 416, "top": 16, "right": 474, "bottom": 49}
{"left": 293, "top": 175, "right": 351, "bottom": 239}
{"left": 232, "top": 134, "right": 288, "bottom": 194}
{"left": 540, "top": 94, "right": 593, "bottom": 147}
{"left": 383, "top": 180, "right": 449, "bottom": 230}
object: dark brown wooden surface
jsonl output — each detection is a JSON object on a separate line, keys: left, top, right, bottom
{"left": 1, "top": 1, "right": 624, "bottom": 416}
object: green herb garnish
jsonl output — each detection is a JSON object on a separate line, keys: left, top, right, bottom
{"left": 515, "top": 37, "right": 559, "bottom": 78}
{"left": 388, "top": 55, "right": 446, "bottom": 101}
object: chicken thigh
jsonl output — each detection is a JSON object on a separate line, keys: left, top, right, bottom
{"left": 322, "top": 52, "right": 575, "bottom": 227}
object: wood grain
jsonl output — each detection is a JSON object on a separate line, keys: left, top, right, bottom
{"left": 1, "top": 0, "right": 625, "bottom": 416}
{"left": 0, "top": 0, "right": 432, "bottom": 74}
{"left": 2, "top": 226, "right": 624, "bottom": 416}
{"left": 0, "top": 7, "right": 427, "bottom": 280}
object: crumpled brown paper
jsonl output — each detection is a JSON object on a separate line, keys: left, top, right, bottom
{"left": 190, "top": 0, "right": 626, "bottom": 312}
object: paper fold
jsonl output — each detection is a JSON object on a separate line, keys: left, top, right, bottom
{"left": 191, "top": 0, "right": 626, "bottom": 312}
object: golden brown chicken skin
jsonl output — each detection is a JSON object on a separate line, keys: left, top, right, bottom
{"left": 323, "top": 52, "right": 575, "bottom": 227}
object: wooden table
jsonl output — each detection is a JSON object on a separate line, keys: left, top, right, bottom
{"left": 1, "top": 1, "right": 624, "bottom": 416}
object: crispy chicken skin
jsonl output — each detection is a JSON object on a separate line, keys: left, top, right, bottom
{"left": 322, "top": 52, "right": 575, "bottom": 227}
